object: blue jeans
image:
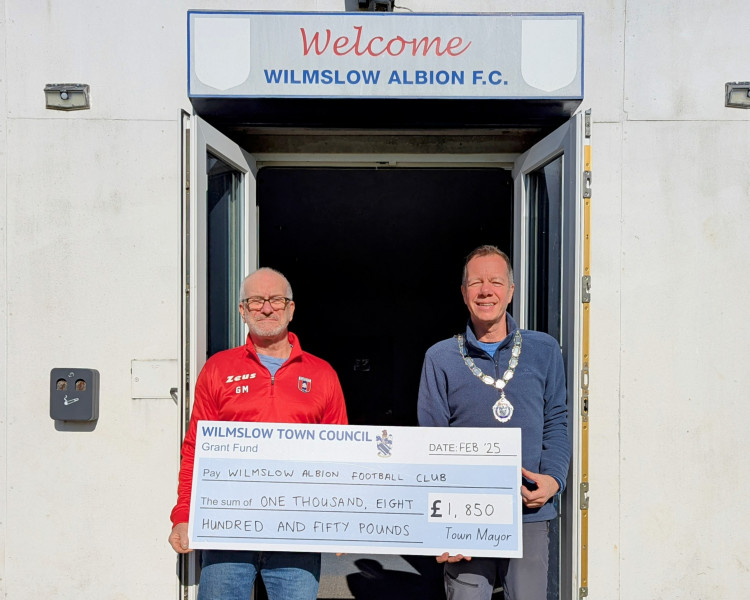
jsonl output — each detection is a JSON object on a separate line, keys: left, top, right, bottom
{"left": 198, "top": 550, "right": 320, "bottom": 600}
{"left": 444, "top": 520, "right": 550, "bottom": 600}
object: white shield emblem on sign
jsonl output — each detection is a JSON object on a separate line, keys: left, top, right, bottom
{"left": 521, "top": 19, "right": 579, "bottom": 93}
{"left": 193, "top": 17, "right": 251, "bottom": 92}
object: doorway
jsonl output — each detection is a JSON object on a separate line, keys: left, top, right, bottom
{"left": 256, "top": 166, "right": 512, "bottom": 425}
{"left": 190, "top": 114, "right": 585, "bottom": 600}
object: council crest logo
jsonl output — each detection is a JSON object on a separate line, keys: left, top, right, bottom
{"left": 376, "top": 429, "right": 393, "bottom": 458}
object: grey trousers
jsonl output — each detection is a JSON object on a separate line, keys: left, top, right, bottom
{"left": 444, "top": 521, "right": 550, "bottom": 600}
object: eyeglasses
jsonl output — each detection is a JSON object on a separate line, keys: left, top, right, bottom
{"left": 242, "top": 296, "right": 292, "bottom": 311}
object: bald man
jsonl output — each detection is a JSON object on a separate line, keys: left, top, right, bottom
{"left": 169, "top": 268, "right": 348, "bottom": 600}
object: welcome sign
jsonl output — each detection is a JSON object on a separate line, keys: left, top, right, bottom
{"left": 188, "top": 11, "right": 583, "bottom": 100}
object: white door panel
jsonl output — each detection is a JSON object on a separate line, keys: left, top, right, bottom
{"left": 180, "top": 115, "right": 258, "bottom": 599}
{"left": 191, "top": 115, "right": 257, "bottom": 374}
{"left": 513, "top": 113, "right": 585, "bottom": 600}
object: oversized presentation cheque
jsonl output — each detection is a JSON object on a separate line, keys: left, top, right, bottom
{"left": 189, "top": 422, "right": 523, "bottom": 558}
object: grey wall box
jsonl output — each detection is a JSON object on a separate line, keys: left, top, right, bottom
{"left": 50, "top": 368, "right": 100, "bottom": 421}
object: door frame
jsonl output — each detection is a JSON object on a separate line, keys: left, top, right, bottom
{"left": 513, "top": 112, "right": 586, "bottom": 600}
{"left": 180, "top": 116, "right": 258, "bottom": 599}
{"left": 183, "top": 113, "right": 587, "bottom": 600}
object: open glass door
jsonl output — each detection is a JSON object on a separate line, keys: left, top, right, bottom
{"left": 512, "top": 112, "right": 586, "bottom": 600}
{"left": 181, "top": 115, "right": 257, "bottom": 599}
{"left": 190, "top": 115, "right": 257, "bottom": 370}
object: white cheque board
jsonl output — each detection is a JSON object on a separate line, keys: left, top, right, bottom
{"left": 189, "top": 422, "right": 523, "bottom": 558}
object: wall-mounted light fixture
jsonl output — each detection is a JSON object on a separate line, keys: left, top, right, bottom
{"left": 44, "top": 83, "right": 90, "bottom": 111}
{"left": 358, "top": 0, "right": 394, "bottom": 11}
{"left": 725, "top": 82, "right": 750, "bottom": 109}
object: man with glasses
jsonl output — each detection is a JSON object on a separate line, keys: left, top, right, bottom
{"left": 418, "top": 245, "right": 569, "bottom": 600}
{"left": 169, "top": 267, "right": 348, "bottom": 600}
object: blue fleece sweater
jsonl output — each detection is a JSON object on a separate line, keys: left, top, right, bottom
{"left": 417, "top": 315, "right": 570, "bottom": 523}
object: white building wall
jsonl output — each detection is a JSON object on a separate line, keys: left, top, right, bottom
{"left": 608, "top": 3, "right": 750, "bottom": 598}
{"left": 1, "top": 1, "right": 749, "bottom": 599}
{"left": 1, "top": 0, "right": 8, "bottom": 594}
{"left": 2, "top": 1, "right": 191, "bottom": 598}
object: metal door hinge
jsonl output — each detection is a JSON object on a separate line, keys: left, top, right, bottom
{"left": 579, "top": 586, "right": 589, "bottom": 599}
{"left": 585, "top": 109, "right": 591, "bottom": 138}
{"left": 581, "top": 275, "right": 591, "bottom": 303}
